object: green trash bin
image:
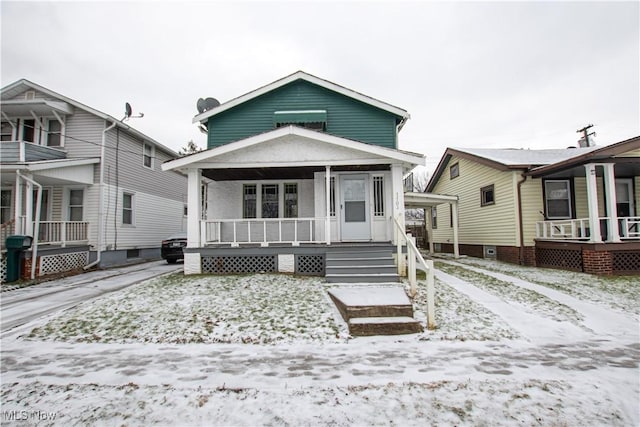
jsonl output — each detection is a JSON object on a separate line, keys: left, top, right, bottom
{"left": 5, "top": 235, "right": 33, "bottom": 282}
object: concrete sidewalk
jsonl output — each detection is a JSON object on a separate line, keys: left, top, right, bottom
{"left": 1, "top": 260, "right": 181, "bottom": 334}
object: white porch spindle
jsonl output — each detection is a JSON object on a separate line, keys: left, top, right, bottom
{"left": 584, "top": 164, "right": 602, "bottom": 243}
{"left": 603, "top": 163, "right": 621, "bottom": 242}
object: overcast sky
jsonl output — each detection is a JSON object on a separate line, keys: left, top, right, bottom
{"left": 2, "top": 1, "right": 638, "bottom": 173}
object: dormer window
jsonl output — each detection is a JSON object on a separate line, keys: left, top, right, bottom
{"left": 273, "top": 110, "right": 327, "bottom": 131}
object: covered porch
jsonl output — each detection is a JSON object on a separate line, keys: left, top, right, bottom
{"left": 528, "top": 142, "right": 640, "bottom": 275}
{"left": 162, "top": 125, "right": 425, "bottom": 275}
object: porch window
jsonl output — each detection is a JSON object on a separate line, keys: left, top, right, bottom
{"left": 243, "top": 184, "right": 257, "bottom": 218}
{"left": 544, "top": 180, "right": 572, "bottom": 219}
{"left": 373, "top": 176, "right": 385, "bottom": 217}
{"left": 616, "top": 179, "right": 633, "bottom": 217}
{"left": 143, "top": 143, "right": 154, "bottom": 169}
{"left": 262, "top": 184, "right": 279, "bottom": 218}
{"left": 480, "top": 184, "right": 495, "bottom": 207}
{"left": 122, "top": 192, "right": 134, "bottom": 225}
{"left": 1, "top": 121, "right": 13, "bottom": 141}
{"left": 330, "top": 177, "right": 336, "bottom": 217}
{"left": 284, "top": 183, "right": 298, "bottom": 218}
{"left": 1, "top": 189, "right": 12, "bottom": 224}
{"left": 46, "top": 119, "right": 62, "bottom": 147}
{"left": 68, "top": 189, "right": 84, "bottom": 221}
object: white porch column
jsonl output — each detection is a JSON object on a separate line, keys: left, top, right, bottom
{"left": 325, "top": 166, "right": 331, "bottom": 245}
{"left": 584, "top": 164, "right": 602, "bottom": 243}
{"left": 427, "top": 207, "right": 434, "bottom": 254}
{"left": 603, "top": 163, "right": 621, "bottom": 242}
{"left": 184, "top": 168, "right": 202, "bottom": 275}
{"left": 14, "top": 174, "right": 23, "bottom": 235}
{"left": 24, "top": 176, "right": 34, "bottom": 237}
{"left": 391, "top": 164, "right": 405, "bottom": 245}
{"left": 186, "top": 168, "right": 202, "bottom": 248}
{"left": 452, "top": 201, "right": 460, "bottom": 258}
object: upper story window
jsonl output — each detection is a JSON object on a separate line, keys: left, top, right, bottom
{"left": 46, "top": 119, "right": 63, "bottom": 147}
{"left": 450, "top": 162, "right": 460, "bottom": 179}
{"left": 143, "top": 143, "right": 154, "bottom": 169}
{"left": 273, "top": 110, "right": 327, "bottom": 131}
{"left": 22, "top": 119, "right": 36, "bottom": 142}
{"left": 1, "top": 121, "right": 13, "bottom": 141}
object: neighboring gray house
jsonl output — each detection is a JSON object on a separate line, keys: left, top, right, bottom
{"left": 1, "top": 79, "right": 187, "bottom": 280}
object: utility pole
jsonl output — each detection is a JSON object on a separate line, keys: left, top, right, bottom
{"left": 577, "top": 124, "right": 596, "bottom": 147}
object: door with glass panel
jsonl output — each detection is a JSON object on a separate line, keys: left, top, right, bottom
{"left": 340, "top": 174, "right": 370, "bottom": 241}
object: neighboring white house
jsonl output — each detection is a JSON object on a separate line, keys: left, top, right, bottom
{"left": 1, "top": 79, "right": 187, "bottom": 280}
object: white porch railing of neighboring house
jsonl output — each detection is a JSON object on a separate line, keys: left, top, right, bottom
{"left": 392, "top": 215, "right": 436, "bottom": 329}
{"left": 18, "top": 219, "right": 89, "bottom": 246}
{"left": 201, "top": 218, "right": 326, "bottom": 246}
{"left": 536, "top": 217, "right": 640, "bottom": 241}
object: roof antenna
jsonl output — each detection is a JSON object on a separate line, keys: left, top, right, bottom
{"left": 122, "top": 102, "right": 144, "bottom": 122}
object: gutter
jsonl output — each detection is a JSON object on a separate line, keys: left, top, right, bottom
{"left": 16, "top": 170, "right": 41, "bottom": 280}
{"left": 84, "top": 119, "right": 117, "bottom": 270}
{"left": 516, "top": 172, "right": 528, "bottom": 265}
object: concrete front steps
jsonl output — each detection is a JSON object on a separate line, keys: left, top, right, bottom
{"left": 328, "top": 286, "right": 423, "bottom": 336}
{"left": 325, "top": 245, "right": 399, "bottom": 283}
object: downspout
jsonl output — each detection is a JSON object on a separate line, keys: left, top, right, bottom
{"left": 16, "top": 170, "right": 41, "bottom": 280}
{"left": 516, "top": 172, "right": 528, "bottom": 265}
{"left": 85, "top": 119, "right": 117, "bottom": 270}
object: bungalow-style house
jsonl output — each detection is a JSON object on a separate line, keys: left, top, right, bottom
{"left": 425, "top": 136, "right": 640, "bottom": 275}
{"left": 1, "top": 79, "right": 187, "bottom": 281}
{"left": 162, "top": 71, "right": 426, "bottom": 279}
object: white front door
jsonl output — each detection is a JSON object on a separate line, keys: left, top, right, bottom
{"left": 340, "top": 174, "right": 370, "bottom": 241}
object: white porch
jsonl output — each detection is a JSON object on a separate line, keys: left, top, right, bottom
{"left": 535, "top": 163, "right": 639, "bottom": 243}
{"left": 162, "top": 126, "right": 425, "bottom": 275}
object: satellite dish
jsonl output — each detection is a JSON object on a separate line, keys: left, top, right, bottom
{"left": 125, "top": 102, "right": 132, "bottom": 118}
{"left": 196, "top": 98, "right": 207, "bottom": 114}
{"left": 204, "top": 97, "right": 220, "bottom": 111}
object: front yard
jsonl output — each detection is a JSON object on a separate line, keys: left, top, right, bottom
{"left": 4, "top": 257, "right": 639, "bottom": 426}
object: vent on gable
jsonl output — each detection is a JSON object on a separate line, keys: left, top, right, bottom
{"left": 25, "top": 91, "right": 36, "bottom": 100}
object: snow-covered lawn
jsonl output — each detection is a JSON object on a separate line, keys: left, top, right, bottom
{"left": 2, "top": 259, "right": 639, "bottom": 426}
{"left": 27, "top": 274, "right": 345, "bottom": 344}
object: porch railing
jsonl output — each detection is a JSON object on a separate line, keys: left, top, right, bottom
{"left": 19, "top": 220, "right": 89, "bottom": 247}
{"left": 202, "top": 218, "right": 326, "bottom": 246}
{"left": 536, "top": 217, "right": 640, "bottom": 241}
{"left": 392, "top": 215, "right": 436, "bottom": 329}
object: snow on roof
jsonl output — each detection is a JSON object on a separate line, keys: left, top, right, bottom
{"left": 454, "top": 146, "right": 599, "bottom": 167}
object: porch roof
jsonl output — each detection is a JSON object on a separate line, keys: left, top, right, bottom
{"left": 1, "top": 99, "right": 74, "bottom": 116}
{"left": 162, "top": 125, "right": 425, "bottom": 178}
{"left": 0, "top": 158, "right": 99, "bottom": 186}
{"left": 404, "top": 192, "right": 458, "bottom": 209}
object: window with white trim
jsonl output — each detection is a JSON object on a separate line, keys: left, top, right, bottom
{"left": 373, "top": 176, "right": 385, "bottom": 217}
{"left": 431, "top": 206, "right": 437, "bottom": 229}
{"left": 46, "top": 119, "right": 63, "bottom": 147}
{"left": 1, "top": 189, "right": 12, "bottom": 224}
{"left": 1, "top": 121, "right": 13, "bottom": 141}
{"left": 68, "top": 189, "right": 84, "bottom": 221}
{"left": 480, "top": 184, "right": 495, "bottom": 207}
{"left": 330, "top": 177, "right": 336, "bottom": 217}
{"left": 122, "top": 192, "right": 134, "bottom": 225}
{"left": 262, "top": 184, "right": 279, "bottom": 218}
{"left": 143, "top": 143, "right": 154, "bottom": 169}
{"left": 243, "top": 184, "right": 257, "bottom": 219}
{"left": 284, "top": 183, "right": 298, "bottom": 218}
{"left": 544, "top": 180, "right": 572, "bottom": 219}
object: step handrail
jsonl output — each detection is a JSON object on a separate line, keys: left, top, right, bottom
{"left": 392, "top": 214, "right": 436, "bottom": 329}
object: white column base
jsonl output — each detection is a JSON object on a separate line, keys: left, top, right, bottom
{"left": 183, "top": 252, "right": 202, "bottom": 275}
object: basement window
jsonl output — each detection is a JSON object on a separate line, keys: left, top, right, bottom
{"left": 273, "top": 110, "right": 327, "bottom": 131}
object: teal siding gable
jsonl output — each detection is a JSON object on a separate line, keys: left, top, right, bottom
{"left": 207, "top": 80, "right": 401, "bottom": 149}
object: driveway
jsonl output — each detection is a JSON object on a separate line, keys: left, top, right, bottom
{"left": 1, "top": 260, "right": 180, "bottom": 333}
